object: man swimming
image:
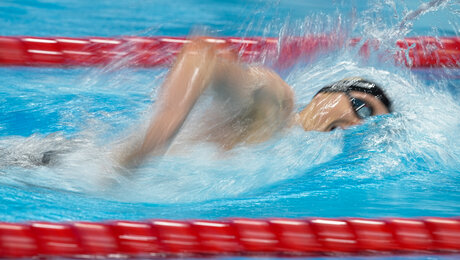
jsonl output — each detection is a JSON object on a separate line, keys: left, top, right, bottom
{"left": 119, "top": 39, "right": 392, "bottom": 167}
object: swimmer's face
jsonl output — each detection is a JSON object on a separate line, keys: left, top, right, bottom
{"left": 298, "top": 91, "right": 390, "bottom": 132}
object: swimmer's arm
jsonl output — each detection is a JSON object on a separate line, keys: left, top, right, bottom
{"left": 119, "top": 40, "right": 293, "bottom": 167}
{"left": 119, "top": 40, "right": 218, "bottom": 167}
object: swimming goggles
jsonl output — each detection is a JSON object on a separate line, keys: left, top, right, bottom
{"left": 346, "top": 92, "right": 374, "bottom": 119}
{"left": 315, "top": 78, "right": 392, "bottom": 119}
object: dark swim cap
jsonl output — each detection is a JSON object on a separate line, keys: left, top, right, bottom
{"left": 316, "top": 77, "right": 392, "bottom": 112}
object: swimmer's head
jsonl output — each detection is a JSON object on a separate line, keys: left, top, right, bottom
{"left": 297, "top": 77, "right": 392, "bottom": 132}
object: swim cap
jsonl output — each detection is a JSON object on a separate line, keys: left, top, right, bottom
{"left": 316, "top": 77, "right": 392, "bottom": 112}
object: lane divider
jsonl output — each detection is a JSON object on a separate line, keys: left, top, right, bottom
{"left": 0, "top": 36, "right": 458, "bottom": 68}
{"left": 0, "top": 217, "right": 459, "bottom": 257}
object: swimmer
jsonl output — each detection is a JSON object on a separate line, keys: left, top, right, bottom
{"left": 119, "top": 39, "right": 392, "bottom": 167}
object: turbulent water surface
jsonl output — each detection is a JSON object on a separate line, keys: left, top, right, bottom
{"left": 0, "top": 0, "right": 459, "bottom": 224}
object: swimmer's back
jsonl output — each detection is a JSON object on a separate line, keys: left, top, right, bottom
{"left": 200, "top": 66, "right": 295, "bottom": 149}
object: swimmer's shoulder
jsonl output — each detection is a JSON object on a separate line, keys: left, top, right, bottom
{"left": 227, "top": 67, "right": 294, "bottom": 145}
{"left": 248, "top": 66, "right": 294, "bottom": 115}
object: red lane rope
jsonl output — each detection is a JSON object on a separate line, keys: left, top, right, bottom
{"left": 0, "top": 217, "right": 459, "bottom": 257}
{"left": 0, "top": 36, "right": 458, "bottom": 68}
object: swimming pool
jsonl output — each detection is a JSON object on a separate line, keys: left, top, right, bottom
{"left": 0, "top": 0, "right": 459, "bottom": 258}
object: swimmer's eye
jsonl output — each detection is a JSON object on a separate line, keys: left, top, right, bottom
{"left": 350, "top": 97, "right": 374, "bottom": 119}
{"left": 328, "top": 125, "right": 338, "bottom": 132}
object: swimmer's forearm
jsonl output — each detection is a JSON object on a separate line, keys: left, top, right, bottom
{"left": 122, "top": 40, "right": 218, "bottom": 167}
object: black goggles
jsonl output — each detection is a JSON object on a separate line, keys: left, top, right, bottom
{"left": 345, "top": 92, "right": 373, "bottom": 119}
{"left": 315, "top": 78, "right": 392, "bottom": 119}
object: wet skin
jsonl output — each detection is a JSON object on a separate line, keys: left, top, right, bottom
{"left": 297, "top": 91, "right": 390, "bottom": 132}
{"left": 118, "top": 39, "right": 391, "bottom": 167}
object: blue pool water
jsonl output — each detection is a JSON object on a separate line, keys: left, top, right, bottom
{"left": 0, "top": 0, "right": 459, "bottom": 258}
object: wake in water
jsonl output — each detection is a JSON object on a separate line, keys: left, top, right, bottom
{"left": 0, "top": 133, "right": 86, "bottom": 168}
{"left": 0, "top": 0, "right": 458, "bottom": 203}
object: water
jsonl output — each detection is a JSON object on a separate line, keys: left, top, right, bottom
{"left": 0, "top": 1, "right": 459, "bottom": 258}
